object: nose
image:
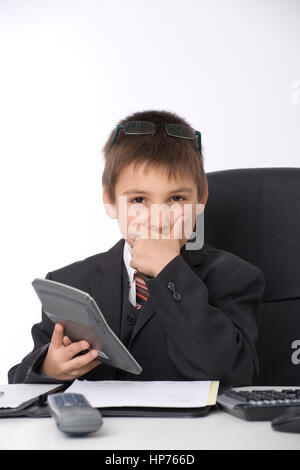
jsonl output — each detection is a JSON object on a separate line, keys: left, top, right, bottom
{"left": 149, "top": 204, "right": 169, "bottom": 232}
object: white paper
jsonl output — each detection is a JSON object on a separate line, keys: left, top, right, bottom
{"left": 0, "top": 383, "right": 63, "bottom": 408}
{"left": 67, "top": 380, "right": 219, "bottom": 408}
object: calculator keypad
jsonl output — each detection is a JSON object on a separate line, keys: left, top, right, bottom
{"left": 53, "top": 393, "right": 90, "bottom": 408}
{"left": 224, "top": 389, "right": 300, "bottom": 406}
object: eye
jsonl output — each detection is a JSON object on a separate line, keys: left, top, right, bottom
{"left": 130, "top": 196, "right": 145, "bottom": 204}
{"left": 129, "top": 195, "right": 186, "bottom": 204}
{"left": 170, "top": 195, "right": 186, "bottom": 202}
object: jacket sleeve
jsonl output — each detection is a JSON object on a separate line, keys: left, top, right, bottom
{"left": 8, "top": 272, "right": 71, "bottom": 384}
{"left": 145, "top": 254, "right": 266, "bottom": 387}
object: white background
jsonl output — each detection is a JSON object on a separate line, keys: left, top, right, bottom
{"left": 0, "top": 0, "right": 299, "bottom": 383}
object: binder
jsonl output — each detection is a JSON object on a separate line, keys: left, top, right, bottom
{"left": 0, "top": 384, "right": 68, "bottom": 418}
{"left": 92, "top": 406, "right": 212, "bottom": 418}
{"left": 0, "top": 381, "right": 218, "bottom": 418}
{"left": 66, "top": 380, "right": 219, "bottom": 417}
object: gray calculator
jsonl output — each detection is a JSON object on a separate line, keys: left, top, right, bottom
{"left": 32, "top": 277, "right": 142, "bottom": 375}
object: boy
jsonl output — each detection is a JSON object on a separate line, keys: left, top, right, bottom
{"left": 8, "top": 109, "right": 265, "bottom": 387}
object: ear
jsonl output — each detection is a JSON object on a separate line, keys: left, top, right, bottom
{"left": 102, "top": 187, "right": 117, "bottom": 219}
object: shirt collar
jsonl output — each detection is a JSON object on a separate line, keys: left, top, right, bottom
{"left": 123, "top": 239, "right": 136, "bottom": 287}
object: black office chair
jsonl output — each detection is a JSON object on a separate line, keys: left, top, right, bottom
{"left": 204, "top": 167, "right": 300, "bottom": 385}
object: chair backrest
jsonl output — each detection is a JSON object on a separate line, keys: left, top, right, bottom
{"left": 204, "top": 167, "right": 300, "bottom": 385}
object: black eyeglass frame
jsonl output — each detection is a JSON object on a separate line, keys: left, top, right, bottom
{"left": 108, "top": 121, "right": 201, "bottom": 153}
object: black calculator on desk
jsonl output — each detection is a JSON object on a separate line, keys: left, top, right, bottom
{"left": 217, "top": 388, "right": 300, "bottom": 421}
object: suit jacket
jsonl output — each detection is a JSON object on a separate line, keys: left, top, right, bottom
{"left": 8, "top": 238, "right": 266, "bottom": 387}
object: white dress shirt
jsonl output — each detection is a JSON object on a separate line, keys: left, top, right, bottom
{"left": 123, "top": 240, "right": 137, "bottom": 307}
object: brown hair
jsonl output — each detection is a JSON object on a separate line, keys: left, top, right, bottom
{"left": 101, "top": 109, "right": 208, "bottom": 205}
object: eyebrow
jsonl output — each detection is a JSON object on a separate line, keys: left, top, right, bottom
{"left": 122, "top": 187, "right": 193, "bottom": 195}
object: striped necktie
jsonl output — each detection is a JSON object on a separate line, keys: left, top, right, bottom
{"left": 134, "top": 270, "right": 150, "bottom": 310}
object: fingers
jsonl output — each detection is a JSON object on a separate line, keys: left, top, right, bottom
{"left": 52, "top": 323, "right": 91, "bottom": 361}
{"left": 69, "top": 349, "right": 100, "bottom": 371}
{"left": 63, "top": 339, "right": 90, "bottom": 361}
{"left": 52, "top": 325, "right": 91, "bottom": 361}
{"left": 63, "top": 336, "right": 72, "bottom": 347}
{"left": 44, "top": 323, "right": 103, "bottom": 380}
{"left": 69, "top": 357, "right": 102, "bottom": 379}
{"left": 51, "top": 323, "right": 64, "bottom": 349}
{"left": 64, "top": 352, "right": 101, "bottom": 378}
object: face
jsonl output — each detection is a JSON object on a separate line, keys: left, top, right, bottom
{"left": 103, "top": 162, "right": 208, "bottom": 250}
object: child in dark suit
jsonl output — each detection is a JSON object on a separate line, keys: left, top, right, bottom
{"left": 8, "top": 109, "right": 265, "bottom": 387}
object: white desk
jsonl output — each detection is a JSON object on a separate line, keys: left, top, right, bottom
{"left": 1, "top": 407, "right": 299, "bottom": 450}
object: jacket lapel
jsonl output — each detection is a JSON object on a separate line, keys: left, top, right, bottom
{"left": 87, "top": 238, "right": 125, "bottom": 338}
{"left": 128, "top": 294, "right": 156, "bottom": 348}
